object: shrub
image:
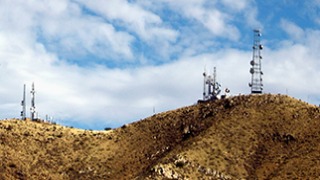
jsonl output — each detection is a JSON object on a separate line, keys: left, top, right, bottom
{"left": 104, "top": 127, "right": 112, "bottom": 131}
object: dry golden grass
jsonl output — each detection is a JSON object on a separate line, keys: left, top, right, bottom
{"left": 1, "top": 94, "right": 320, "bottom": 179}
{"left": 143, "top": 94, "right": 320, "bottom": 179}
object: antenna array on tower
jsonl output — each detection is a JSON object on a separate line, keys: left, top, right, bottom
{"left": 202, "top": 67, "right": 221, "bottom": 101}
{"left": 21, "top": 84, "right": 26, "bottom": 120}
{"left": 30, "top": 82, "right": 36, "bottom": 121}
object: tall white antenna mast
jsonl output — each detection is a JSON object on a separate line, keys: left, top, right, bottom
{"left": 30, "top": 82, "right": 36, "bottom": 120}
{"left": 21, "top": 84, "right": 26, "bottom": 120}
{"left": 212, "top": 67, "right": 221, "bottom": 98}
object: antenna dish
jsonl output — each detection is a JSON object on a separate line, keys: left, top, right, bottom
{"left": 259, "top": 45, "right": 263, "bottom": 49}
{"left": 250, "top": 68, "right": 254, "bottom": 74}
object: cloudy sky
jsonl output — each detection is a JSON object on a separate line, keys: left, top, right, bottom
{"left": 0, "top": 0, "right": 320, "bottom": 129}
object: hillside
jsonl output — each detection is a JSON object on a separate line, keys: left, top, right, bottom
{"left": 1, "top": 94, "right": 320, "bottom": 179}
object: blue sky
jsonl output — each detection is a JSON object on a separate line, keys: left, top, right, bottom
{"left": 0, "top": 0, "right": 320, "bottom": 130}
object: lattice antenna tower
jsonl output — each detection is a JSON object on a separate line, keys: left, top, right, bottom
{"left": 249, "top": 29, "right": 263, "bottom": 94}
{"left": 30, "top": 82, "right": 36, "bottom": 120}
{"left": 21, "top": 84, "right": 26, "bottom": 120}
{"left": 203, "top": 67, "right": 221, "bottom": 101}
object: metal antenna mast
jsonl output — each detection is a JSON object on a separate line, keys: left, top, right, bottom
{"left": 30, "top": 82, "right": 36, "bottom": 121}
{"left": 21, "top": 84, "right": 26, "bottom": 120}
{"left": 249, "top": 29, "right": 263, "bottom": 94}
{"left": 203, "top": 67, "right": 207, "bottom": 100}
{"left": 212, "top": 67, "right": 221, "bottom": 98}
{"left": 203, "top": 67, "right": 221, "bottom": 101}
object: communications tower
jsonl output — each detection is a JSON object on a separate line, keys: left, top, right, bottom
{"left": 21, "top": 84, "right": 26, "bottom": 120}
{"left": 203, "top": 67, "right": 221, "bottom": 101}
{"left": 30, "top": 82, "right": 36, "bottom": 120}
{"left": 249, "top": 29, "right": 263, "bottom": 94}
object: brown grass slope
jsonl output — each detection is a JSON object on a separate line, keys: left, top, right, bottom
{"left": 1, "top": 94, "right": 320, "bottom": 179}
{"left": 142, "top": 94, "right": 320, "bottom": 179}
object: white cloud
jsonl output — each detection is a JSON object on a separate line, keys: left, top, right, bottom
{"left": 303, "top": 0, "right": 320, "bottom": 25}
{"left": 222, "top": 0, "right": 249, "bottom": 11}
{"left": 263, "top": 22, "right": 320, "bottom": 100}
{"left": 77, "top": 0, "right": 178, "bottom": 42}
{"left": 0, "top": 0, "right": 135, "bottom": 61}
{"left": 151, "top": 0, "right": 260, "bottom": 42}
{"left": 160, "top": 0, "right": 241, "bottom": 40}
{"left": 280, "top": 19, "right": 305, "bottom": 41}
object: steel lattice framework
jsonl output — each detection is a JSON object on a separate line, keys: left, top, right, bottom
{"left": 249, "top": 29, "right": 263, "bottom": 94}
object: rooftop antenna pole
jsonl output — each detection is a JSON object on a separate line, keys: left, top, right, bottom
{"left": 21, "top": 84, "right": 26, "bottom": 120}
{"left": 249, "top": 29, "right": 263, "bottom": 94}
{"left": 30, "top": 82, "right": 36, "bottom": 121}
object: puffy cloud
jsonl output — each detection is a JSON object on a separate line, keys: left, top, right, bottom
{"left": 160, "top": 0, "right": 240, "bottom": 40}
{"left": 302, "top": 0, "right": 320, "bottom": 25}
{"left": 77, "top": 0, "right": 178, "bottom": 44}
{"left": 154, "top": 0, "right": 260, "bottom": 41}
{"left": 280, "top": 19, "right": 305, "bottom": 41}
{"left": 263, "top": 20, "right": 320, "bottom": 100}
{"left": 0, "top": 0, "right": 134, "bottom": 61}
{"left": 74, "top": 0, "right": 180, "bottom": 64}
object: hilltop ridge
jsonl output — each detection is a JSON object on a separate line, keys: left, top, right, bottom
{"left": 1, "top": 94, "right": 320, "bottom": 179}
